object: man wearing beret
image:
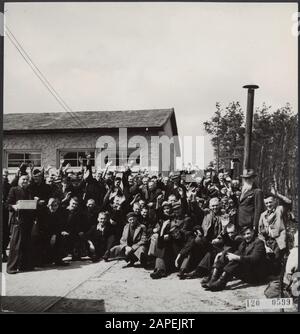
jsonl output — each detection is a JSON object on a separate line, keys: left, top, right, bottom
{"left": 108, "top": 212, "right": 147, "bottom": 267}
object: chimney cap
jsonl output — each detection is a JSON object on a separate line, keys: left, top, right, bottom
{"left": 243, "top": 84, "right": 259, "bottom": 89}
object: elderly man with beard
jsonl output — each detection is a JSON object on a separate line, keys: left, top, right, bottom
{"left": 6, "top": 174, "right": 35, "bottom": 274}
{"left": 205, "top": 226, "right": 267, "bottom": 291}
{"left": 238, "top": 169, "right": 263, "bottom": 234}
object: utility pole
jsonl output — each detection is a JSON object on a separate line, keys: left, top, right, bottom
{"left": 242, "top": 84, "right": 259, "bottom": 172}
{"left": 0, "top": 3, "right": 4, "bottom": 260}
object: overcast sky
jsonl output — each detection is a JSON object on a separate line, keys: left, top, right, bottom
{"left": 4, "top": 2, "right": 298, "bottom": 165}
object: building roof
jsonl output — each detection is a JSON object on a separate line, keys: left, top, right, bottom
{"left": 3, "top": 109, "right": 178, "bottom": 135}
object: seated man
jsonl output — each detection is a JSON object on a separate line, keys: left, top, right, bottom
{"left": 283, "top": 231, "right": 298, "bottom": 301}
{"left": 175, "top": 197, "right": 222, "bottom": 278}
{"left": 81, "top": 211, "right": 118, "bottom": 262}
{"left": 258, "top": 193, "right": 287, "bottom": 275}
{"left": 205, "top": 226, "right": 267, "bottom": 291}
{"left": 185, "top": 223, "right": 242, "bottom": 280}
{"left": 149, "top": 202, "right": 188, "bottom": 279}
{"left": 108, "top": 212, "right": 147, "bottom": 267}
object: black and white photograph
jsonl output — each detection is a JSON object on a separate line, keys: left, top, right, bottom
{"left": 0, "top": 1, "right": 299, "bottom": 315}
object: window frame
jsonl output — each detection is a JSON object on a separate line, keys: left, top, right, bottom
{"left": 57, "top": 149, "right": 96, "bottom": 169}
{"left": 99, "top": 147, "right": 141, "bottom": 168}
{"left": 4, "top": 149, "right": 42, "bottom": 170}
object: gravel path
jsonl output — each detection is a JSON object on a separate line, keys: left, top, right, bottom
{"left": 1, "top": 259, "right": 289, "bottom": 313}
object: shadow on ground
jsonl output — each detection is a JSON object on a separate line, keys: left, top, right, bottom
{"left": 1, "top": 296, "right": 105, "bottom": 313}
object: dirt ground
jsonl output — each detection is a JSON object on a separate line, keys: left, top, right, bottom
{"left": 1, "top": 259, "right": 297, "bottom": 313}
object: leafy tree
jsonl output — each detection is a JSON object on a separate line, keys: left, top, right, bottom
{"left": 204, "top": 102, "right": 298, "bottom": 219}
{"left": 204, "top": 102, "right": 244, "bottom": 170}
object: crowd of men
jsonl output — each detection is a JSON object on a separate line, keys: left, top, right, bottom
{"left": 2, "top": 156, "right": 298, "bottom": 293}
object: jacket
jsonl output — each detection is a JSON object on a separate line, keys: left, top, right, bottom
{"left": 258, "top": 205, "right": 286, "bottom": 250}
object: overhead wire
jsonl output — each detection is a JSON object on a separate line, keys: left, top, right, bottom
{"left": 5, "top": 25, "right": 88, "bottom": 128}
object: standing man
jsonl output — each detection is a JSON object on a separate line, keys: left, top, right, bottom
{"left": 6, "top": 174, "right": 35, "bottom": 274}
{"left": 258, "top": 193, "right": 287, "bottom": 274}
{"left": 238, "top": 169, "right": 263, "bottom": 234}
{"left": 2, "top": 169, "right": 11, "bottom": 262}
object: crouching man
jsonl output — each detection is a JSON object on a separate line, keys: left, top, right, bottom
{"left": 205, "top": 226, "right": 267, "bottom": 291}
{"left": 81, "top": 211, "right": 118, "bottom": 262}
{"left": 108, "top": 212, "right": 148, "bottom": 267}
{"left": 42, "top": 198, "right": 69, "bottom": 266}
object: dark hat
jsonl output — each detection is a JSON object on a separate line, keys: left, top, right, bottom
{"left": 172, "top": 201, "right": 181, "bottom": 210}
{"left": 240, "top": 169, "right": 257, "bottom": 179}
{"left": 240, "top": 225, "right": 254, "bottom": 234}
{"left": 170, "top": 172, "right": 181, "bottom": 180}
{"left": 32, "top": 169, "right": 41, "bottom": 176}
{"left": 62, "top": 176, "right": 71, "bottom": 183}
{"left": 126, "top": 212, "right": 138, "bottom": 220}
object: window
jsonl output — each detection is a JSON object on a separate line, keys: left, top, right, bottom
{"left": 6, "top": 151, "right": 41, "bottom": 168}
{"left": 100, "top": 147, "right": 140, "bottom": 167}
{"left": 59, "top": 150, "right": 95, "bottom": 167}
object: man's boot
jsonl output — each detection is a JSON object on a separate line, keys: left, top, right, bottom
{"left": 184, "top": 269, "right": 200, "bottom": 279}
{"left": 150, "top": 269, "right": 167, "bottom": 279}
{"left": 207, "top": 271, "right": 231, "bottom": 291}
{"left": 186, "top": 266, "right": 208, "bottom": 279}
{"left": 202, "top": 268, "right": 221, "bottom": 289}
{"left": 200, "top": 276, "right": 210, "bottom": 286}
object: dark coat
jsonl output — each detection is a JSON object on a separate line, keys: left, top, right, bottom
{"left": 29, "top": 181, "right": 52, "bottom": 203}
{"left": 2, "top": 179, "right": 11, "bottom": 205}
{"left": 80, "top": 209, "right": 99, "bottom": 233}
{"left": 238, "top": 187, "right": 263, "bottom": 231}
{"left": 234, "top": 237, "right": 267, "bottom": 282}
{"left": 38, "top": 207, "right": 66, "bottom": 238}
{"left": 6, "top": 186, "right": 35, "bottom": 272}
{"left": 84, "top": 222, "right": 119, "bottom": 257}
{"left": 62, "top": 208, "right": 84, "bottom": 236}
{"left": 84, "top": 222, "right": 118, "bottom": 242}
{"left": 81, "top": 178, "right": 104, "bottom": 207}
{"left": 235, "top": 237, "right": 266, "bottom": 266}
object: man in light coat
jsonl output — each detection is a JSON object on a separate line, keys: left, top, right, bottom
{"left": 109, "top": 212, "right": 147, "bottom": 267}
{"left": 258, "top": 193, "right": 287, "bottom": 274}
